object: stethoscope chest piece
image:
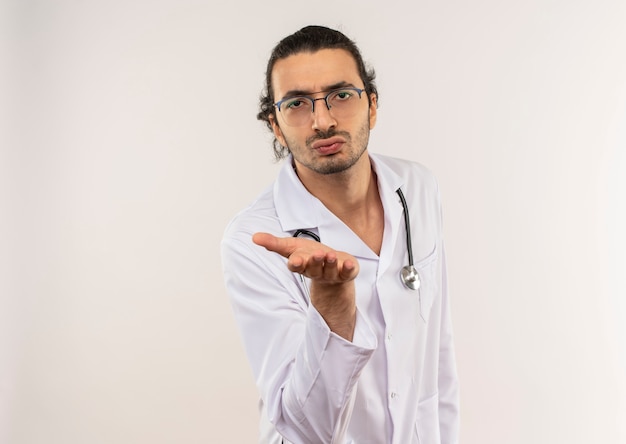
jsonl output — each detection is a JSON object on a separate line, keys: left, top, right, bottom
{"left": 400, "top": 265, "right": 420, "bottom": 290}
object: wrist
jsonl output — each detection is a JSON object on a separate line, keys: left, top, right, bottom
{"left": 310, "top": 281, "right": 356, "bottom": 341}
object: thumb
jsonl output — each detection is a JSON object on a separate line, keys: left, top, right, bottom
{"left": 252, "top": 232, "right": 278, "bottom": 249}
{"left": 252, "top": 232, "right": 296, "bottom": 258}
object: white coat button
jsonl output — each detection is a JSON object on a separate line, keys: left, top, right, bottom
{"left": 387, "top": 333, "right": 393, "bottom": 341}
{"left": 390, "top": 392, "right": 398, "bottom": 399}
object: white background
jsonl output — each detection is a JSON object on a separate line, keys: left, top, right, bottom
{"left": 2, "top": 0, "right": 625, "bottom": 443}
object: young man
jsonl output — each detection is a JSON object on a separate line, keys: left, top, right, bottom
{"left": 221, "top": 25, "right": 459, "bottom": 444}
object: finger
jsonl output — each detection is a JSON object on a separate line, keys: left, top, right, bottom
{"left": 338, "top": 259, "right": 359, "bottom": 281}
{"left": 252, "top": 232, "right": 276, "bottom": 248}
{"left": 298, "top": 250, "right": 326, "bottom": 278}
{"left": 321, "top": 251, "right": 339, "bottom": 280}
{"left": 321, "top": 253, "right": 359, "bottom": 282}
{"left": 286, "top": 253, "right": 305, "bottom": 272}
{"left": 253, "top": 232, "right": 296, "bottom": 258}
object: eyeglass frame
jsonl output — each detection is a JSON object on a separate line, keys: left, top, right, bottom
{"left": 273, "top": 87, "right": 366, "bottom": 123}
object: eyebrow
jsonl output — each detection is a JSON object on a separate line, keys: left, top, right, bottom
{"left": 280, "top": 81, "right": 358, "bottom": 100}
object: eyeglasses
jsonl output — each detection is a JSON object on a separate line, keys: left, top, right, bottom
{"left": 274, "top": 87, "right": 365, "bottom": 127}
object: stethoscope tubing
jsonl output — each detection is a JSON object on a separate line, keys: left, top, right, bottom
{"left": 396, "top": 188, "right": 414, "bottom": 268}
{"left": 291, "top": 187, "right": 419, "bottom": 291}
{"left": 293, "top": 229, "right": 321, "bottom": 243}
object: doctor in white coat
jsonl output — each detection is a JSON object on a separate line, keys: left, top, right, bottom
{"left": 221, "top": 25, "right": 459, "bottom": 444}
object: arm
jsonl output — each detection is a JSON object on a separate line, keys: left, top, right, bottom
{"left": 438, "top": 246, "right": 460, "bottom": 443}
{"left": 252, "top": 232, "right": 358, "bottom": 341}
{"left": 222, "top": 232, "right": 376, "bottom": 443}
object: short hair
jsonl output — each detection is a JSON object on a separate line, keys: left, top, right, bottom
{"left": 257, "top": 25, "right": 378, "bottom": 160}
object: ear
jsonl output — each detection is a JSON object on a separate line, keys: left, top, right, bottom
{"left": 368, "top": 94, "right": 378, "bottom": 129}
{"left": 269, "top": 114, "right": 287, "bottom": 147}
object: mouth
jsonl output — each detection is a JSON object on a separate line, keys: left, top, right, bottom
{"left": 310, "top": 137, "right": 346, "bottom": 155}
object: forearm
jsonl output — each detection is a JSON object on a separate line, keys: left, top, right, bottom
{"left": 438, "top": 324, "right": 459, "bottom": 444}
{"left": 273, "top": 307, "right": 375, "bottom": 442}
{"left": 309, "top": 280, "right": 356, "bottom": 342}
{"left": 438, "top": 248, "right": 460, "bottom": 443}
{"left": 223, "top": 237, "right": 375, "bottom": 442}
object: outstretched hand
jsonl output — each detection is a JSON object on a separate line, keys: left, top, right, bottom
{"left": 253, "top": 232, "right": 359, "bottom": 341}
{"left": 252, "top": 232, "right": 360, "bottom": 284}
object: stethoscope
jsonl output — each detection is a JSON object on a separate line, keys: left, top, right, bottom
{"left": 293, "top": 188, "right": 420, "bottom": 291}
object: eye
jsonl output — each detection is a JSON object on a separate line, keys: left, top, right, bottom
{"left": 333, "top": 90, "right": 354, "bottom": 101}
{"left": 284, "top": 98, "right": 308, "bottom": 110}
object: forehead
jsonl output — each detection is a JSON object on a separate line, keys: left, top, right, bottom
{"left": 271, "top": 48, "right": 361, "bottom": 98}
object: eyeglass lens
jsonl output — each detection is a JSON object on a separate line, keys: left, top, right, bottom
{"left": 277, "top": 88, "right": 364, "bottom": 126}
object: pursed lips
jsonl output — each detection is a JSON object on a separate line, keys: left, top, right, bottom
{"left": 310, "top": 136, "right": 346, "bottom": 153}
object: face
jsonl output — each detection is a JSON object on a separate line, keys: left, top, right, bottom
{"left": 269, "top": 49, "right": 377, "bottom": 176}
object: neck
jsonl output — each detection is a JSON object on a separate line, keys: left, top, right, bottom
{"left": 295, "top": 154, "right": 384, "bottom": 254}
{"left": 295, "top": 153, "right": 373, "bottom": 216}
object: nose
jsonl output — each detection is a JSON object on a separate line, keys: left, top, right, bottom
{"left": 311, "top": 97, "right": 337, "bottom": 131}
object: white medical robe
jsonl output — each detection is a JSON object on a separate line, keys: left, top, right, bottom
{"left": 221, "top": 153, "right": 459, "bottom": 444}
